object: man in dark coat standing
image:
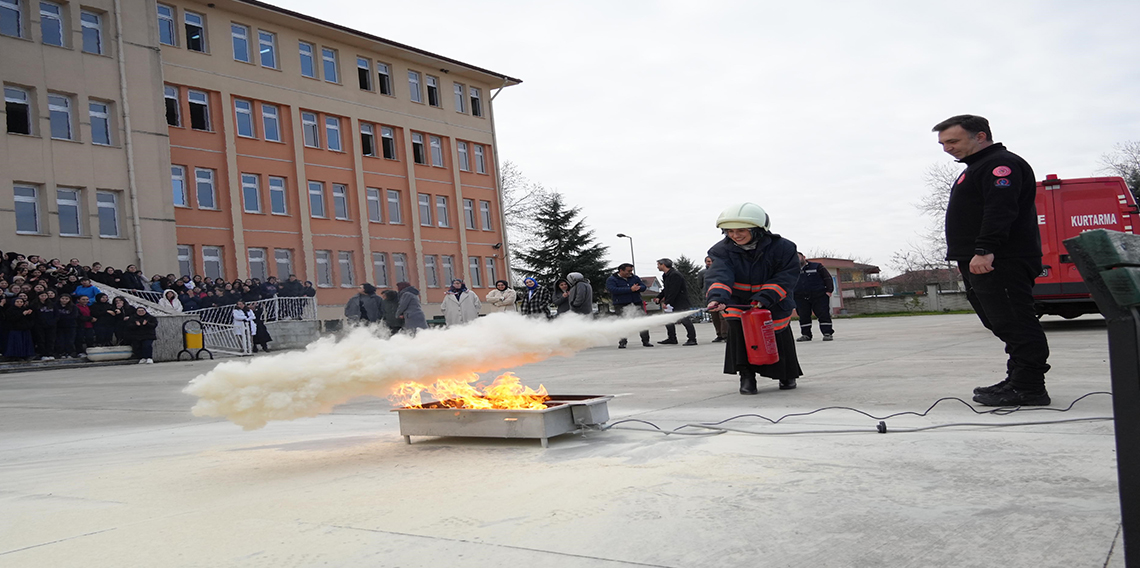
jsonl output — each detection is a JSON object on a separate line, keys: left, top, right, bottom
{"left": 605, "top": 264, "right": 653, "bottom": 349}
{"left": 654, "top": 258, "right": 696, "bottom": 345}
{"left": 934, "top": 114, "right": 1050, "bottom": 406}
{"left": 795, "top": 253, "right": 834, "bottom": 342}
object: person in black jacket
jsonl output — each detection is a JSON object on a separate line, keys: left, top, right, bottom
{"left": 110, "top": 296, "right": 133, "bottom": 345}
{"left": 705, "top": 203, "right": 802, "bottom": 395}
{"left": 654, "top": 258, "right": 696, "bottom": 345}
{"left": 934, "top": 114, "right": 1050, "bottom": 407}
{"left": 54, "top": 294, "right": 79, "bottom": 358}
{"left": 32, "top": 292, "right": 58, "bottom": 360}
{"left": 126, "top": 306, "right": 158, "bottom": 363}
{"left": 4, "top": 297, "right": 36, "bottom": 360}
{"left": 90, "top": 294, "right": 116, "bottom": 346}
{"left": 795, "top": 253, "right": 835, "bottom": 342}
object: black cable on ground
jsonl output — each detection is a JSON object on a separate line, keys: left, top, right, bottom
{"left": 600, "top": 391, "right": 1114, "bottom": 437}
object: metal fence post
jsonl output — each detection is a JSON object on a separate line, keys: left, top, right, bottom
{"left": 1064, "top": 228, "right": 1140, "bottom": 567}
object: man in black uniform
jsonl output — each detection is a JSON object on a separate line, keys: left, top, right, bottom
{"left": 795, "top": 253, "right": 834, "bottom": 342}
{"left": 654, "top": 258, "right": 697, "bottom": 345}
{"left": 933, "top": 114, "right": 1050, "bottom": 406}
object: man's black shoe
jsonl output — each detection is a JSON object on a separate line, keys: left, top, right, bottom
{"left": 778, "top": 378, "right": 797, "bottom": 390}
{"left": 796, "top": 335, "right": 811, "bottom": 342}
{"left": 711, "top": 337, "right": 726, "bottom": 343}
{"left": 972, "top": 385, "right": 1050, "bottom": 407}
{"left": 682, "top": 340, "right": 698, "bottom": 346}
{"left": 642, "top": 342, "right": 654, "bottom": 347}
{"left": 739, "top": 374, "right": 758, "bottom": 395}
{"left": 657, "top": 339, "right": 678, "bottom": 345}
{"left": 618, "top": 340, "right": 627, "bottom": 349}
{"left": 973, "top": 379, "right": 1009, "bottom": 395}
{"left": 822, "top": 335, "right": 833, "bottom": 342}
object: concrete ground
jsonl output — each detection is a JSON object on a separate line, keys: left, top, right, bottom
{"left": 0, "top": 313, "right": 1126, "bottom": 568}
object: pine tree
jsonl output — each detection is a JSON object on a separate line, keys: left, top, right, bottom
{"left": 674, "top": 255, "right": 705, "bottom": 308}
{"left": 513, "top": 193, "right": 610, "bottom": 298}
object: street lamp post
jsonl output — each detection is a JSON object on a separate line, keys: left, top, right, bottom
{"left": 616, "top": 233, "right": 635, "bottom": 272}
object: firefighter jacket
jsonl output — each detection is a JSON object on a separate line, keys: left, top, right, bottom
{"left": 945, "top": 143, "right": 1042, "bottom": 261}
{"left": 796, "top": 261, "right": 833, "bottom": 297}
{"left": 705, "top": 231, "right": 799, "bottom": 330}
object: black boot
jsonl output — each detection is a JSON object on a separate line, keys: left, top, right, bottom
{"left": 739, "top": 372, "right": 758, "bottom": 395}
{"left": 779, "top": 378, "right": 797, "bottom": 390}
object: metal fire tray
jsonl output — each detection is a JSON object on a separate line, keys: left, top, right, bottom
{"left": 392, "top": 395, "right": 613, "bottom": 448}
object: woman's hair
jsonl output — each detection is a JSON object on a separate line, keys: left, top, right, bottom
{"left": 495, "top": 280, "right": 509, "bottom": 288}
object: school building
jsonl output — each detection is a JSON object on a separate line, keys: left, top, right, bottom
{"left": 1, "top": 0, "right": 520, "bottom": 316}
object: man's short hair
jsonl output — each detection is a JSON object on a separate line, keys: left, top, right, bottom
{"left": 932, "top": 114, "right": 992, "bottom": 142}
{"left": 616, "top": 263, "right": 634, "bottom": 272}
{"left": 657, "top": 258, "right": 673, "bottom": 268}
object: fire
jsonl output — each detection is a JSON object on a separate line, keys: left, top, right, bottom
{"left": 389, "top": 372, "right": 550, "bottom": 410}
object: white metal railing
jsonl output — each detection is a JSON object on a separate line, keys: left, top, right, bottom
{"left": 186, "top": 296, "right": 317, "bottom": 355}
{"left": 101, "top": 285, "right": 172, "bottom": 314}
{"left": 116, "top": 288, "right": 166, "bottom": 305}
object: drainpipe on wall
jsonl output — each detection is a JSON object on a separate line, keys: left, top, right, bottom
{"left": 112, "top": 0, "right": 146, "bottom": 273}
{"left": 488, "top": 78, "right": 512, "bottom": 284}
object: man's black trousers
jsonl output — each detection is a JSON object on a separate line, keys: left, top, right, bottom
{"left": 795, "top": 294, "right": 832, "bottom": 338}
{"left": 957, "top": 257, "right": 1050, "bottom": 389}
{"left": 665, "top": 314, "right": 696, "bottom": 342}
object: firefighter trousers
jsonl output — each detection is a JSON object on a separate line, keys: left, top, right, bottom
{"left": 795, "top": 294, "right": 832, "bottom": 338}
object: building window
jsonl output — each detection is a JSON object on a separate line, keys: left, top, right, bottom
{"left": 96, "top": 190, "right": 119, "bottom": 237}
{"left": 381, "top": 126, "right": 396, "bottom": 159}
{"left": 325, "top": 116, "right": 341, "bottom": 151}
{"left": 360, "top": 123, "right": 375, "bottom": 156}
{"left": 301, "top": 111, "right": 319, "bottom": 147}
{"left": 386, "top": 189, "right": 401, "bottom": 224}
{"left": 1, "top": 0, "right": 23, "bottom": 38}
{"left": 163, "top": 85, "right": 180, "bottom": 126}
{"left": 407, "top": 70, "right": 422, "bottom": 103}
{"left": 195, "top": 167, "right": 216, "bottom": 209}
{"left": 424, "top": 255, "right": 439, "bottom": 288}
{"left": 411, "top": 132, "right": 426, "bottom": 165}
{"left": 425, "top": 75, "right": 440, "bottom": 107}
{"left": 338, "top": 251, "right": 354, "bottom": 286}
{"left": 315, "top": 250, "right": 331, "bottom": 286}
{"left": 177, "top": 245, "right": 192, "bottom": 277}
{"left": 393, "top": 253, "right": 408, "bottom": 284}
{"left": 40, "top": 1, "right": 63, "bottom": 47}
{"left": 202, "top": 246, "right": 223, "bottom": 279}
{"left": 231, "top": 23, "right": 250, "bottom": 62}
{"left": 89, "top": 101, "right": 111, "bottom": 145}
{"left": 234, "top": 98, "right": 255, "bottom": 138}
{"left": 156, "top": 3, "right": 175, "bottom": 45}
{"left": 429, "top": 135, "right": 444, "bottom": 167}
{"left": 171, "top": 165, "right": 187, "bottom": 207}
{"left": 356, "top": 57, "right": 371, "bottom": 90}
{"left": 257, "top": 30, "right": 276, "bottom": 68}
{"left": 321, "top": 47, "right": 338, "bottom": 83}
{"left": 371, "top": 252, "right": 388, "bottom": 286}
{"left": 261, "top": 103, "right": 279, "bottom": 142}
{"left": 308, "top": 181, "right": 325, "bottom": 218}
{"left": 187, "top": 89, "right": 210, "bottom": 130}
{"left": 5, "top": 86, "right": 32, "bottom": 135}
{"left": 81, "top": 11, "right": 102, "bottom": 54}
{"left": 298, "top": 41, "right": 316, "bottom": 78}
{"left": 435, "top": 195, "right": 449, "bottom": 227}
{"left": 56, "top": 188, "right": 81, "bottom": 236}
{"left": 248, "top": 248, "right": 267, "bottom": 280}
{"left": 274, "top": 248, "right": 292, "bottom": 278}
{"left": 366, "top": 187, "right": 381, "bottom": 223}
{"left": 332, "top": 183, "right": 348, "bottom": 220}
{"left": 474, "top": 144, "right": 486, "bottom": 174}
{"left": 463, "top": 198, "right": 475, "bottom": 229}
{"left": 480, "top": 200, "right": 493, "bottom": 230}
{"left": 268, "top": 176, "right": 286, "bottom": 215}
{"left": 457, "top": 141, "right": 469, "bottom": 171}
{"left": 48, "top": 94, "right": 72, "bottom": 140}
{"left": 241, "top": 173, "right": 260, "bottom": 213}
{"left": 418, "top": 193, "right": 431, "bottom": 226}
{"left": 468, "top": 256, "right": 482, "bottom": 288}
{"left": 14, "top": 185, "right": 39, "bottom": 234}
{"left": 376, "top": 62, "right": 392, "bottom": 95}
{"left": 184, "top": 11, "right": 205, "bottom": 52}
{"left": 485, "top": 257, "right": 497, "bottom": 286}
{"left": 453, "top": 83, "right": 465, "bottom": 113}
{"left": 470, "top": 87, "right": 482, "bottom": 117}
{"left": 441, "top": 255, "right": 454, "bottom": 285}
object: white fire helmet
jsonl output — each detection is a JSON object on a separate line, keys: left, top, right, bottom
{"left": 716, "top": 202, "right": 770, "bottom": 230}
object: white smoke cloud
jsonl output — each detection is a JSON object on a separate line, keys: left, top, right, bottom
{"left": 184, "top": 311, "right": 698, "bottom": 430}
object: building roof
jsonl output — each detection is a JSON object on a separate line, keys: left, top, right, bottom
{"left": 884, "top": 268, "right": 961, "bottom": 284}
{"left": 808, "top": 258, "right": 881, "bottom": 274}
{"left": 232, "top": 0, "right": 523, "bottom": 86}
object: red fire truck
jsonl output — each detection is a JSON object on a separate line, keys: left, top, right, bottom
{"left": 1034, "top": 175, "right": 1139, "bottom": 318}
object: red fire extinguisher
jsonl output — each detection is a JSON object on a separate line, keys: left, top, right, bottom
{"left": 740, "top": 306, "right": 779, "bottom": 366}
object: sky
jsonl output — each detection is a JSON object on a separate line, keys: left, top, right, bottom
{"left": 278, "top": 0, "right": 1140, "bottom": 277}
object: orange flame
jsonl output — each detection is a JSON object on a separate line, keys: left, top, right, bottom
{"left": 389, "top": 372, "right": 550, "bottom": 410}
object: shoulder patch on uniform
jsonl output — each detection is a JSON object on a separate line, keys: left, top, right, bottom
{"left": 992, "top": 165, "right": 1012, "bottom": 177}
{"left": 995, "top": 177, "right": 1011, "bottom": 187}
{"left": 956, "top": 172, "right": 966, "bottom": 184}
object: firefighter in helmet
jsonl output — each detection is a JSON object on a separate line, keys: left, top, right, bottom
{"left": 705, "top": 203, "right": 803, "bottom": 394}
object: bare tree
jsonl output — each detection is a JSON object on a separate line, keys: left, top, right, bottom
{"left": 499, "top": 160, "right": 552, "bottom": 251}
{"left": 888, "top": 161, "right": 963, "bottom": 283}
{"left": 1099, "top": 140, "right": 1140, "bottom": 199}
